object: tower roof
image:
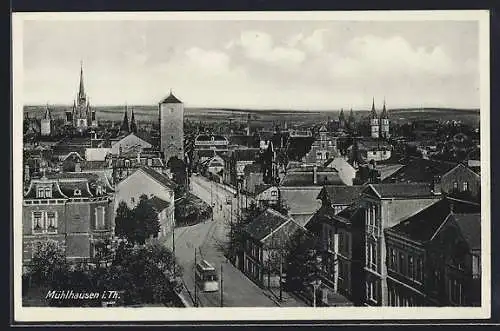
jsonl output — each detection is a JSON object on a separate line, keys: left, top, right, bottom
{"left": 43, "top": 104, "right": 52, "bottom": 120}
{"left": 370, "top": 97, "right": 378, "bottom": 119}
{"left": 380, "top": 99, "right": 388, "bottom": 119}
{"left": 160, "top": 90, "right": 182, "bottom": 104}
{"left": 78, "top": 61, "right": 86, "bottom": 100}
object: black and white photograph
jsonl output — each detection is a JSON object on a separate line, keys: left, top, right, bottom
{"left": 12, "top": 10, "right": 490, "bottom": 322}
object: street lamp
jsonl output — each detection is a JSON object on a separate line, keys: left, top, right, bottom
{"left": 311, "top": 279, "right": 322, "bottom": 308}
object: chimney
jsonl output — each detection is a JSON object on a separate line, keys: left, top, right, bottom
{"left": 313, "top": 166, "right": 318, "bottom": 185}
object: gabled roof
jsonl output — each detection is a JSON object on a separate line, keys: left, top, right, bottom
{"left": 149, "top": 196, "right": 171, "bottom": 212}
{"left": 382, "top": 158, "right": 458, "bottom": 184}
{"left": 137, "top": 166, "right": 177, "bottom": 189}
{"left": 243, "top": 208, "right": 291, "bottom": 241}
{"left": 280, "top": 186, "right": 322, "bottom": 216}
{"left": 280, "top": 171, "right": 344, "bottom": 187}
{"left": 255, "top": 184, "right": 273, "bottom": 196}
{"left": 319, "top": 185, "right": 365, "bottom": 205}
{"left": 160, "top": 92, "right": 182, "bottom": 104}
{"left": 389, "top": 198, "right": 480, "bottom": 243}
{"left": 453, "top": 213, "right": 481, "bottom": 250}
{"left": 366, "top": 183, "right": 435, "bottom": 199}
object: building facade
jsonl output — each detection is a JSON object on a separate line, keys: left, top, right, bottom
{"left": 23, "top": 173, "right": 114, "bottom": 268}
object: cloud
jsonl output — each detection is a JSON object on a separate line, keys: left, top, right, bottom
{"left": 302, "top": 29, "right": 329, "bottom": 53}
{"left": 235, "top": 31, "right": 306, "bottom": 67}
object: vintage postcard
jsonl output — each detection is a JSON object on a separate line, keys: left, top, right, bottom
{"left": 12, "top": 10, "right": 490, "bottom": 322}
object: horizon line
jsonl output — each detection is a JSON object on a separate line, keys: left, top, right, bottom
{"left": 23, "top": 104, "right": 480, "bottom": 112}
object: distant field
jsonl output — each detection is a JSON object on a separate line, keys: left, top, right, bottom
{"left": 23, "top": 105, "right": 480, "bottom": 127}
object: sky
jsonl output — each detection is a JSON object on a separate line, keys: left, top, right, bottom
{"left": 22, "top": 18, "right": 480, "bottom": 110}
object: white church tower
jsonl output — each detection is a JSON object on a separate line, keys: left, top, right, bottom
{"left": 370, "top": 98, "right": 379, "bottom": 139}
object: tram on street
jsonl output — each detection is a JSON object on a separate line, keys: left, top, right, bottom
{"left": 195, "top": 260, "right": 219, "bottom": 292}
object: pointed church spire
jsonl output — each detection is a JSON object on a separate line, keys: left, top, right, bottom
{"left": 78, "top": 61, "right": 86, "bottom": 101}
{"left": 120, "top": 104, "right": 129, "bottom": 133}
{"left": 370, "top": 97, "right": 378, "bottom": 118}
{"left": 130, "top": 109, "right": 137, "bottom": 134}
{"left": 44, "top": 103, "right": 51, "bottom": 120}
{"left": 381, "top": 98, "right": 388, "bottom": 118}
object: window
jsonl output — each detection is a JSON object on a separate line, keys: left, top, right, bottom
{"left": 389, "top": 248, "right": 396, "bottom": 271}
{"left": 339, "top": 232, "right": 345, "bottom": 254}
{"left": 462, "top": 181, "right": 469, "bottom": 192}
{"left": 271, "top": 190, "right": 277, "bottom": 196}
{"left": 46, "top": 212, "right": 57, "bottom": 232}
{"left": 73, "top": 188, "right": 81, "bottom": 196}
{"left": 416, "top": 257, "right": 423, "bottom": 283}
{"left": 399, "top": 253, "right": 405, "bottom": 275}
{"left": 95, "top": 206, "right": 106, "bottom": 230}
{"left": 453, "top": 182, "right": 458, "bottom": 190}
{"left": 366, "top": 280, "right": 377, "bottom": 303}
{"left": 408, "top": 255, "right": 414, "bottom": 280}
{"left": 36, "top": 185, "right": 52, "bottom": 198}
{"left": 367, "top": 241, "right": 377, "bottom": 271}
{"left": 450, "top": 279, "right": 464, "bottom": 305}
{"left": 32, "top": 212, "right": 43, "bottom": 232}
{"left": 472, "top": 255, "right": 480, "bottom": 279}
{"left": 124, "top": 159, "right": 130, "bottom": 167}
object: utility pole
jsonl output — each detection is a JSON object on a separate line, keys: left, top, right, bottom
{"left": 279, "top": 250, "right": 283, "bottom": 302}
{"left": 220, "top": 264, "right": 224, "bottom": 307}
{"left": 172, "top": 226, "right": 176, "bottom": 277}
{"left": 194, "top": 247, "right": 198, "bottom": 307}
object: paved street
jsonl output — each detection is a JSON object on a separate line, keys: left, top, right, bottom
{"left": 164, "top": 175, "right": 307, "bottom": 307}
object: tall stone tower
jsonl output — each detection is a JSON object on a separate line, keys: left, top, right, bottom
{"left": 159, "top": 90, "right": 184, "bottom": 163}
{"left": 370, "top": 98, "right": 379, "bottom": 139}
{"left": 41, "top": 104, "right": 52, "bottom": 136}
{"left": 380, "top": 99, "right": 390, "bottom": 139}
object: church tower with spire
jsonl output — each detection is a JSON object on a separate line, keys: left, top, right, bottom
{"left": 339, "top": 108, "right": 346, "bottom": 129}
{"left": 72, "top": 61, "right": 96, "bottom": 131}
{"left": 370, "top": 98, "right": 380, "bottom": 139}
{"left": 41, "top": 103, "right": 52, "bottom": 136}
{"left": 130, "top": 110, "right": 137, "bottom": 134}
{"left": 348, "top": 108, "right": 355, "bottom": 130}
{"left": 120, "top": 104, "right": 130, "bottom": 134}
{"left": 380, "top": 99, "right": 390, "bottom": 139}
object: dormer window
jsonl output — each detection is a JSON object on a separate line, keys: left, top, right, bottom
{"left": 36, "top": 185, "right": 52, "bottom": 198}
{"left": 74, "top": 188, "right": 82, "bottom": 196}
{"left": 96, "top": 185, "right": 102, "bottom": 196}
{"left": 124, "top": 159, "right": 130, "bottom": 167}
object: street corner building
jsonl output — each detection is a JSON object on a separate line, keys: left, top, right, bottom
{"left": 22, "top": 172, "right": 115, "bottom": 270}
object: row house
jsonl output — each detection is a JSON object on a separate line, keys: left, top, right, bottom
{"left": 110, "top": 150, "right": 165, "bottom": 183}
{"left": 383, "top": 159, "right": 481, "bottom": 202}
{"left": 222, "top": 148, "right": 260, "bottom": 188}
{"left": 360, "top": 183, "right": 442, "bottom": 306}
{"left": 242, "top": 208, "right": 304, "bottom": 288}
{"left": 385, "top": 197, "right": 481, "bottom": 306}
{"left": 23, "top": 172, "right": 115, "bottom": 269}
{"left": 302, "top": 125, "right": 339, "bottom": 165}
{"left": 308, "top": 185, "right": 366, "bottom": 305}
{"left": 114, "top": 166, "right": 176, "bottom": 238}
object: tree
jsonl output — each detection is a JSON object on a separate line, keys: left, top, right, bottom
{"left": 114, "top": 201, "right": 134, "bottom": 241}
{"left": 115, "top": 196, "right": 161, "bottom": 245}
{"left": 133, "top": 195, "right": 161, "bottom": 245}
{"left": 167, "top": 156, "right": 187, "bottom": 197}
{"left": 28, "top": 239, "right": 69, "bottom": 285}
{"left": 284, "top": 231, "right": 321, "bottom": 292}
